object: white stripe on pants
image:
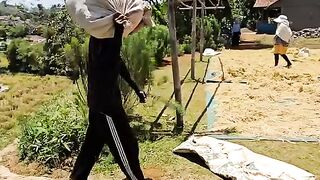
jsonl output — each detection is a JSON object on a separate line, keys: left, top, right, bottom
{"left": 105, "top": 114, "right": 138, "bottom": 180}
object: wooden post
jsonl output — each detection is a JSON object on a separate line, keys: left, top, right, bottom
{"left": 191, "top": 0, "right": 197, "bottom": 80}
{"left": 168, "top": 0, "right": 184, "bottom": 131}
{"left": 199, "top": 0, "right": 205, "bottom": 62}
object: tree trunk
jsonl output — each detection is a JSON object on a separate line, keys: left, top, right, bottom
{"left": 191, "top": 0, "right": 197, "bottom": 79}
{"left": 168, "top": 0, "right": 184, "bottom": 131}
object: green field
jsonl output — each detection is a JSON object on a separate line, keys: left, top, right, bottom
{"left": 0, "top": 54, "right": 74, "bottom": 149}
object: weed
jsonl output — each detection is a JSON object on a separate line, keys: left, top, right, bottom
{"left": 156, "top": 76, "right": 169, "bottom": 86}
{"left": 19, "top": 94, "right": 87, "bottom": 168}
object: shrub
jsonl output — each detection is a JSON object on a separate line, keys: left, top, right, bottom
{"left": 197, "top": 15, "right": 221, "bottom": 50}
{"left": 8, "top": 25, "right": 29, "bottom": 38}
{"left": 178, "top": 44, "right": 185, "bottom": 56}
{"left": 182, "top": 35, "right": 192, "bottom": 54}
{"left": 42, "top": 8, "right": 86, "bottom": 75}
{"left": 19, "top": 95, "right": 87, "bottom": 168}
{"left": 7, "top": 39, "right": 44, "bottom": 73}
{"left": 0, "top": 25, "right": 6, "bottom": 39}
{"left": 64, "top": 37, "right": 89, "bottom": 82}
{"left": 148, "top": 25, "right": 169, "bottom": 66}
{"left": 121, "top": 28, "right": 155, "bottom": 112}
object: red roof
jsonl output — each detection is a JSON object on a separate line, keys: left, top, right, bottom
{"left": 253, "top": 0, "right": 280, "bottom": 8}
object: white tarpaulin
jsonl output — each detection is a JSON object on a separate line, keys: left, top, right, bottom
{"left": 203, "top": 48, "right": 221, "bottom": 57}
{"left": 66, "top": 0, "right": 154, "bottom": 38}
{"left": 173, "top": 136, "right": 316, "bottom": 180}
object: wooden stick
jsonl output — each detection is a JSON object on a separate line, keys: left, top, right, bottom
{"left": 191, "top": 0, "right": 197, "bottom": 79}
{"left": 199, "top": 0, "right": 205, "bottom": 62}
{"left": 168, "top": 0, "right": 184, "bottom": 132}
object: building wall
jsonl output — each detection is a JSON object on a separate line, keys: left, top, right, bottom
{"left": 273, "top": 0, "right": 320, "bottom": 30}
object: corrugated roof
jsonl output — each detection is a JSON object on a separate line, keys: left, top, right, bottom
{"left": 253, "top": 0, "right": 280, "bottom": 8}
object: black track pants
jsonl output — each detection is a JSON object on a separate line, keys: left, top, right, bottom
{"left": 70, "top": 109, "right": 145, "bottom": 180}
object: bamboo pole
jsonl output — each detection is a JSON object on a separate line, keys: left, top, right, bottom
{"left": 168, "top": 0, "right": 184, "bottom": 131}
{"left": 199, "top": 0, "right": 205, "bottom": 62}
{"left": 191, "top": 0, "right": 197, "bottom": 79}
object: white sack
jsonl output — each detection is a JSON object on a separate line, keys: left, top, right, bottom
{"left": 174, "top": 136, "right": 316, "bottom": 180}
{"left": 66, "top": 0, "right": 154, "bottom": 39}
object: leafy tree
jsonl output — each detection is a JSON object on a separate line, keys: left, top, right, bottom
{"left": 42, "top": 8, "right": 86, "bottom": 75}
{"left": 196, "top": 15, "right": 221, "bottom": 49}
{"left": 0, "top": 25, "right": 7, "bottom": 39}
{"left": 7, "top": 39, "right": 44, "bottom": 73}
{"left": 148, "top": 25, "right": 169, "bottom": 66}
{"left": 146, "top": 0, "right": 167, "bottom": 25}
{"left": 8, "top": 25, "right": 29, "bottom": 38}
{"left": 224, "top": 0, "right": 261, "bottom": 29}
{"left": 0, "top": 1, "right": 19, "bottom": 16}
{"left": 6, "top": 39, "right": 19, "bottom": 71}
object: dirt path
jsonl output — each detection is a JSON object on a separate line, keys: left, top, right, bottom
{"left": 206, "top": 48, "right": 320, "bottom": 138}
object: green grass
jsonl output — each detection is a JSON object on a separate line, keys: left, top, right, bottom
{"left": 0, "top": 52, "right": 8, "bottom": 68}
{"left": 94, "top": 136, "right": 215, "bottom": 179}
{"left": 0, "top": 74, "right": 73, "bottom": 150}
{"left": 236, "top": 141, "right": 320, "bottom": 177}
{"left": 135, "top": 55, "right": 209, "bottom": 133}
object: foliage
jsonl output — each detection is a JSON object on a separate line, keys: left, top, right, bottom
{"left": 197, "top": 15, "right": 222, "bottom": 50}
{"left": 227, "top": 0, "right": 261, "bottom": 29}
{"left": 121, "top": 27, "right": 156, "bottom": 112}
{"left": 182, "top": 35, "right": 192, "bottom": 54}
{"left": 19, "top": 95, "right": 87, "bottom": 168}
{"left": 6, "top": 39, "right": 44, "bottom": 73}
{"left": 64, "top": 37, "right": 89, "bottom": 82}
{"left": 0, "top": 25, "right": 6, "bottom": 39}
{"left": 178, "top": 44, "right": 185, "bottom": 56}
{"left": 8, "top": 25, "right": 29, "bottom": 38}
{"left": 146, "top": 0, "right": 167, "bottom": 25}
{"left": 175, "top": 10, "right": 192, "bottom": 41}
{"left": 42, "top": 8, "right": 86, "bottom": 75}
{"left": 64, "top": 37, "right": 89, "bottom": 105}
{"left": 148, "top": 25, "right": 169, "bottom": 66}
{"left": 0, "top": 2, "right": 19, "bottom": 16}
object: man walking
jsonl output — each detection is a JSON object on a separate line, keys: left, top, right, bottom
{"left": 66, "top": 0, "right": 153, "bottom": 179}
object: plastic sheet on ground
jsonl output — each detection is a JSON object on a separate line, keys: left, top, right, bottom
{"left": 173, "top": 135, "right": 316, "bottom": 180}
{"left": 298, "top": 48, "right": 310, "bottom": 57}
{"left": 0, "top": 84, "right": 9, "bottom": 93}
